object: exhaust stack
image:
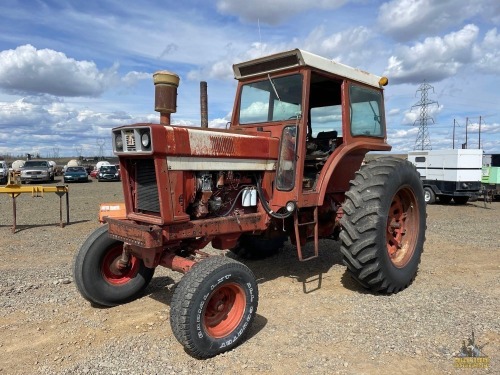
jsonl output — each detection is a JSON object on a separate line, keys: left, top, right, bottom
{"left": 153, "top": 71, "right": 180, "bottom": 125}
{"left": 200, "top": 81, "right": 208, "bottom": 128}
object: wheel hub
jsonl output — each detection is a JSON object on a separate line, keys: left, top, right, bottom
{"left": 101, "top": 245, "right": 140, "bottom": 285}
{"left": 204, "top": 283, "right": 246, "bottom": 338}
{"left": 386, "top": 188, "right": 418, "bottom": 268}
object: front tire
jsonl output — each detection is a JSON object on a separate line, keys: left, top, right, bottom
{"left": 73, "top": 225, "right": 155, "bottom": 307}
{"left": 170, "top": 256, "right": 258, "bottom": 358}
{"left": 340, "top": 157, "right": 426, "bottom": 293}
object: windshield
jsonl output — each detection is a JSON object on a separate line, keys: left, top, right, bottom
{"left": 100, "top": 166, "right": 117, "bottom": 172}
{"left": 67, "top": 167, "right": 85, "bottom": 172}
{"left": 24, "top": 161, "right": 48, "bottom": 167}
{"left": 239, "top": 74, "right": 302, "bottom": 124}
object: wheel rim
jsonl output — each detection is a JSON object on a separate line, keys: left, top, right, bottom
{"left": 101, "top": 244, "right": 140, "bottom": 285}
{"left": 424, "top": 190, "right": 430, "bottom": 202}
{"left": 203, "top": 282, "right": 246, "bottom": 338}
{"left": 386, "top": 187, "right": 419, "bottom": 268}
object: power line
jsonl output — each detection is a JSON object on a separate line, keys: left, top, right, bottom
{"left": 411, "top": 81, "right": 439, "bottom": 150}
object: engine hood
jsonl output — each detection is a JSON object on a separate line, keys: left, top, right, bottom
{"left": 163, "top": 126, "right": 279, "bottom": 159}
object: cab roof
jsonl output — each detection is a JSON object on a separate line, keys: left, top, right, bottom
{"left": 233, "top": 49, "right": 385, "bottom": 89}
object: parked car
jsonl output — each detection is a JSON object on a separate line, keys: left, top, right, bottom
{"left": 97, "top": 165, "right": 120, "bottom": 182}
{"left": 20, "top": 160, "right": 54, "bottom": 183}
{"left": 64, "top": 166, "right": 89, "bottom": 183}
{"left": 90, "top": 169, "right": 99, "bottom": 178}
{"left": 0, "top": 160, "right": 7, "bottom": 184}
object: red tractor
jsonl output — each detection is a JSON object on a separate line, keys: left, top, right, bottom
{"left": 73, "top": 49, "right": 426, "bottom": 358}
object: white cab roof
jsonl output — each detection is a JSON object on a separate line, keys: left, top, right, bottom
{"left": 233, "top": 49, "right": 385, "bottom": 89}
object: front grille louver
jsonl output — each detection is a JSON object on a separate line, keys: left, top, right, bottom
{"left": 136, "top": 159, "right": 160, "bottom": 213}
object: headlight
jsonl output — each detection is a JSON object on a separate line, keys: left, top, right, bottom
{"left": 286, "top": 201, "right": 297, "bottom": 212}
{"left": 141, "top": 132, "right": 151, "bottom": 148}
{"left": 115, "top": 134, "right": 123, "bottom": 151}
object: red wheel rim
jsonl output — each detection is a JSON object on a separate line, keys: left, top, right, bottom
{"left": 101, "top": 244, "right": 140, "bottom": 285}
{"left": 203, "top": 283, "right": 246, "bottom": 338}
{"left": 386, "top": 187, "right": 419, "bottom": 268}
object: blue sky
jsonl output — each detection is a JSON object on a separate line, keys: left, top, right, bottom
{"left": 0, "top": 0, "right": 499, "bottom": 158}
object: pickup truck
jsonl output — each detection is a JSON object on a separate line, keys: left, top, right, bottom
{"left": 20, "top": 160, "right": 54, "bottom": 183}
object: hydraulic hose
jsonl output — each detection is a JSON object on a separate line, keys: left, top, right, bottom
{"left": 255, "top": 175, "right": 294, "bottom": 219}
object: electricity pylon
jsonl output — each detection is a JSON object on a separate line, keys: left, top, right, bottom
{"left": 411, "top": 81, "right": 438, "bottom": 150}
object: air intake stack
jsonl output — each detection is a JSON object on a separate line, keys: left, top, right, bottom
{"left": 153, "top": 71, "right": 180, "bottom": 125}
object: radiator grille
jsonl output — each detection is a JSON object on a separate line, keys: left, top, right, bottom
{"left": 136, "top": 159, "right": 160, "bottom": 213}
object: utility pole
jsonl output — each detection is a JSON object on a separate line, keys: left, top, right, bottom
{"left": 464, "top": 117, "right": 468, "bottom": 149}
{"left": 478, "top": 116, "right": 482, "bottom": 150}
{"left": 411, "top": 81, "right": 438, "bottom": 150}
{"left": 453, "top": 119, "right": 458, "bottom": 149}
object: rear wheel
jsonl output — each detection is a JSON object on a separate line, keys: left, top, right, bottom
{"left": 340, "top": 157, "right": 426, "bottom": 293}
{"left": 170, "top": 256, "right": 258, "bottom": 358}
{"left": 423, "top": 187, "right": 435, "bottom": 204}
{"left": 73, "top": 225, "right": 155, "bottom": 306}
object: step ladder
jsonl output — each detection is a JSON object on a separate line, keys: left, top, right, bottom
{"left": 293, "top": 207, "right": 319, "bottom": 261}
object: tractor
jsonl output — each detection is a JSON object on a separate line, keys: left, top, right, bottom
{"left": 73, "top": 49, "right": 426, "bottom": 358}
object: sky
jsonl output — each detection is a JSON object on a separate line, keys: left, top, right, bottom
{"left": 0, "top": 0, "right": 499, "bottom": 159}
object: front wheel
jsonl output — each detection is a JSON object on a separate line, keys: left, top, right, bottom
{"left": 170, "top": 256, "right": 258, "bottom": 358}
{"left": 73, "top": 225, "right": 155, "bottom": 307}
{"left": 340, "top": 157, "right": 426, "bottom": 294}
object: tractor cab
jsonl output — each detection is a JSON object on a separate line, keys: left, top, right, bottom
{"left": 232, "top": 49, "right": 391, "bottom": 209}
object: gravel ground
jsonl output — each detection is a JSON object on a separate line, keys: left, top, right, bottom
{"left": 0, "top": 178, "right": 499, "bottom": 374}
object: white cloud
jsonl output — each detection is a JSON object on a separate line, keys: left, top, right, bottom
{"left": 378, "top": 0, "right": 490, "bottom": 42}
{"left": 0, "top": 95, "right": 153, "bottom": 156}
{"left": 303, "top": 26, "right": 374, "bottom": 66}
{"left": 216, "top": 0, "right": 347, "bottom": 25}
{"left": 209, "top": 117, "right": 232, "bottom": 129}
{"left": 384, "top": 25, "right": 479, "bottom": 83}
{"left": 474, "top": 28, "right": 500, "bottom": 74}
{"left": 122, "top": 71, "right": 151, "bottom": 86}
{"left": 187, "top": 42, "right": 288, "bottom": 81}
{"left": 187, "top": 26, "right": 377, "bottom": 82}
{"left": 0, "top": 45, "right": 120, "bottom": 97}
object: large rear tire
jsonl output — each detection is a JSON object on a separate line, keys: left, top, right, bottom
{"left": 340, "top": 157, "right": 426, "bottom": 293}
{"left": 73, "top": 225, "right": 155, "bottom": 307}
{"left": 170, "top": 256, "right": 258, "bottom": 358}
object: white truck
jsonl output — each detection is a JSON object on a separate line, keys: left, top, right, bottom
{"left": 408, "top": 149, "right": 483, "bottom": 204}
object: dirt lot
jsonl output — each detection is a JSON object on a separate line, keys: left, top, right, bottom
{"left": 0, "top": 179, "right": 498, "bottom": 374}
